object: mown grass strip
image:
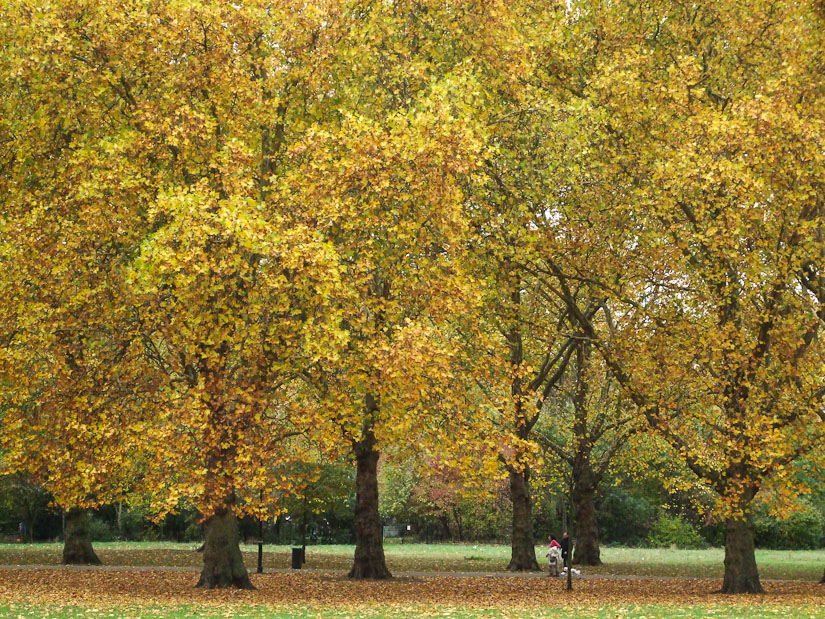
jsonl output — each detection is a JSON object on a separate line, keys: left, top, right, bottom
{"left": 1, "top": 543, "right": 824, "bottom": 581}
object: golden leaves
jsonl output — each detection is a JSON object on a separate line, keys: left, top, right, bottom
{"left": 1, "top": 568, "right": 824, "bottom": 613}
{"left": 2, "top": 0, "right": 824, "bottom": 560}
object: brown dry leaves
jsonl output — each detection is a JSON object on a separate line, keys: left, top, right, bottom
{"left": 0, "top": 569, "right": 823, "bottom": 611}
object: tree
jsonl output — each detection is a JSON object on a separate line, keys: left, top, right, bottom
{"left": 462, "top": 0, "right": 612, "bottom": 571}
{"left": 285, "top": 109, "right": 483, "bottom": 578}
{"left": 0, "top": 0, "right": 161, "bottom": 565}
{"left": 62, "top": 508, "right": 101, "bottom": 565}
{"left": 537, "top": 339, "right": 637, "bottom": 566}
{"left": 118, "top": 2, "right": 349, "bottom": 589}
{"left": 464, "top": 244, "right": 578, "bottom": 571}
{"left": 280, "top": 0, "right": 503, "bottom": 579}
{"left": 0, "top": 0, "right": 348, "bottom": 586}
{"left": 528, "top": 0, "right": 825, "bottom": 593}
{"left": 469, "top": 274, "right": 580, "bottom": 571}
{"left": 380, "top": 453, "right": 506, "bottom": 543}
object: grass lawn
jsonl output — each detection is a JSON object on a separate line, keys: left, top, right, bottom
{"left": 1, "top": 541, "right": 824, "bottom": 580}
{"left": 1, "top": 543, "right": 824, "bottom": 617}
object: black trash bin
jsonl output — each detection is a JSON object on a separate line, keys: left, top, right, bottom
{"left": 291, "top": 547, "right": 303, "bottom": 569}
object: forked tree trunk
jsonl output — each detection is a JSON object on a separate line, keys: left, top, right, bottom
{"left": 196, "top": 507, "right": 253, "bottom": 589}
{"left": 721, "top": 516, "right": 763, "bottom": 594}
{"left": 349, "top": 430, "right": 391, "bottom": 579}
{"left": 62, "top": 508, "right": 101, "bottom": 565}
{"left": 572, "top": 465, "right": 602, "bottom": 566}
{"left": 507, "top": 467, "right": 539, "bottom": 571}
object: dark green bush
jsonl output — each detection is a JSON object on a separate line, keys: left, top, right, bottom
{"left": 88, "top": 515, "right": 116, "bottom": 542}
{"left": 755, "top": 502, "right": 825, "bottom": 550}
{"left": 598, "top": 486, "right": 657, "bottom": 545}
{"left": 754, "top": 510, "right": 780, "bottom": 548}
{"left": 647, "top": 513, "right": 705, "bottom": 549}
{"left": 778, "top": 508, "right": 825, "bottom": 550}
{"left": 119, "top": 505, "right": 154, "bottom": 540}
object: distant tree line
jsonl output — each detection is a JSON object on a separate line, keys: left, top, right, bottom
{"left": 4, "top": 465, "right": 824, "bottom": 551}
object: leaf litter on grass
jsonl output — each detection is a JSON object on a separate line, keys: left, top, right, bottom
{"left": 3, "top": 605, "right": 825, "bottom": 619}
{"left": 1, "top": 568, "right": 824, "bottom": 616}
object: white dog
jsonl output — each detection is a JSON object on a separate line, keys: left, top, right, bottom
{"left": 546, "top": 546, "right": 561, "bottom": 576}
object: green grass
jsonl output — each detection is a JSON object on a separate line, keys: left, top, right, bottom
{"left": 585, "top": 546, "right": 825, "bottom": 580}
{"left": 2, "top": 602, "right": 824, "bottom": 618}
{"left": 2, "top": 544, "right": 824, "bottom": 617}
{"left": 1, "top": 541, "right": 823, "bottom": 580}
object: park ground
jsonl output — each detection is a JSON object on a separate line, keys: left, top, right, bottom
{"left": 1, "top": 543, "right": 824, "bottom": 617}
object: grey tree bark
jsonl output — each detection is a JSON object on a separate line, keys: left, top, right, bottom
{"left": 721, "top": 516, "right": 763, "bottom": 594}
{"left": 506, "top": 466, "right": 540, "bottom": 571}
{"left": 348, "top": 424, "right": 391, "bottom": 579}
{"left": 196, "top": 507, "right": 254, "bottom": 589}
{"left": 62, "top": 508, "right": 101, "bottom": 565}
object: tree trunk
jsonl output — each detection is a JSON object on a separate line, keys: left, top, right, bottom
{"left": 62, "top": 508, "right": 101, "bottom": 565}
{"left": 116, "top": 501, "right": 123, "bottom": 539}
{"left": 819, "top": 568, "right": 825, "bottom": 584}
{"left": 453, "top": 507, "right": 464, "bottom": 542}
{"left": 569, "top": 340, "right": 602, "bottom": 566}
{"left": 439, "top": 514, "right": 451, "bottom": 540}
{"left": 572, "top": 467, "right": 602, "bottom": 566}
{"left": 507, "top": 467, "right": 539, "bottom": 571}
{"left": 349, "top": 430, "right": 391, "bottom": 579}
{"left": 721, "top": 516, "right": 763, "bottom": 594}
{"left": 301, "top": 496, "right": 308, "bottom": 565}
{"left": 195, "top": 507, "right": 254, "bottom": 589}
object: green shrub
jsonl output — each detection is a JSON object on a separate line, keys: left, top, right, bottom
{"left": 119, "top": 505, "right": 153, "bottom": 540}
{"left": 753, "top": 510, "right": 781, "bottom": 548}
{"left": 598, "top": 486, "right": 657, "bottom": 545}
{"left": 647, "top": 513, "right": 705, "bottom": 549}
{"left": 88, "top": 516, "right": 116, "bottom": 542}
{"left": 183, "top": 521, "right": 203, "bottom": 543}
{"left": 755, "top": 501, "right": 825, "bottom": 550}
{"left": 778, "top": 508, "right": 825, "bottom": 550}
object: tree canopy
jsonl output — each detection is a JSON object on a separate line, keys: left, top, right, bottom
{"left": 1, "top": 0, "right": 823, "bottom": 594}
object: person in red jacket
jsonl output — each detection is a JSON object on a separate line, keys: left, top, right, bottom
{"left": 546, "top": 535, "right": 562, "bottom": 576}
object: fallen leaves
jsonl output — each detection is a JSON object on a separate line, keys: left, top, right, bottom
{"left": 0, "top": 568, "right": 823, "bottom": 612}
